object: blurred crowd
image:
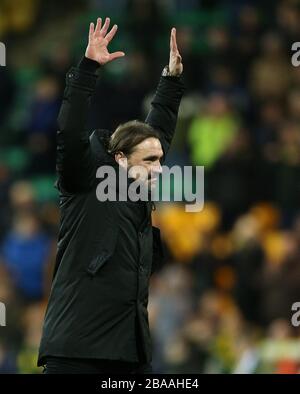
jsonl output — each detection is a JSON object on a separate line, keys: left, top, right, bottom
{"left": 1, "top": 0, "right": 300, "bottom": 373}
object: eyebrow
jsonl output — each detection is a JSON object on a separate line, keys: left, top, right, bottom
{"left": 143, "top": 154, "right": 163, "bottom": 161}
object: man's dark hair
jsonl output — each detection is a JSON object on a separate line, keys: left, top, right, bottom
{"left": 108, "top": 120, "right": 161, "bottom": 156}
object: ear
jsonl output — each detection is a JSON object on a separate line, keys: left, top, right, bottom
{"left": 114, "top": 151, "right": 128, "bottom": 168}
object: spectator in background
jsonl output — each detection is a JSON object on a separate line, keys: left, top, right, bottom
{"left": 249, "top": 32, "right": 290, "bottom": 100}
{"left": 276, "top": 1, "right": 300, "bottom": 48}
{"left": 149, "top": 264, "right": 193, "bottom": 372}
{"left": 213, "top": 129, "right": 256, "bottom": 227}
{"left": 232, "top": 214, "right": 264, "bottom": 325}
{"left": 17, "top": 302, "right": 46, "bottom": 374}
{"left": 0, "top": 265, "right": 23, "bottom": 373}
{"left": 25, "top": 75, "right": 60, "bottom": 174}
{"left": 188, "top": 93, "right": 239, "bottom": 170}
{"left": 231, "top": 4, "right": 261, "bottom": 84}
{"left": 0, "top": 210, "right": 52, "bottom": 303}
{"left": 0, "top": 0, "right": 40, "bottom": 36}
{"left": 188, "top": 92, "right": 241, "bottom": 222}
{"left": 260, "top": 230, "right": 300, "bottom": 325}
{"left": 273, "top": 121, "right": 300, "bottom": 225}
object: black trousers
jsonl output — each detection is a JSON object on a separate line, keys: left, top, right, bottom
{"left": 42, "top": 356, "right": 153, "bottom": 374}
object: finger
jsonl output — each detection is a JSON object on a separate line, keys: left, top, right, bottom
{"left": 100, "top": 17, "right": 110, "bottom": 37}
{"left": 170, "top": 29, "right": 176, "bottom": 52}
{"left": 106, "top": 24, "right": 118, "bottom": 43}
{"left": 173, "top": 28, "right": 178, "bottom": 52}
{"left": 170, "top": 27, "right": 177, "bottom": 52}
{"left": 109, "top": 51, "right": 125, "bottom": 61}
{"left": 95, "top": 17, "right": 102, "bottom": 35}
{"left": 89, "top": 22, "right": 95, "bottom": 39}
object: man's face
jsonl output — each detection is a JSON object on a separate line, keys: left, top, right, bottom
{"left": 115, "top": 137, "right": 163, "bottom": 190}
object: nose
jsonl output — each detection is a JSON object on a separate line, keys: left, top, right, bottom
{"left": 152, "top": 161, "right": 162, "bottom": 175}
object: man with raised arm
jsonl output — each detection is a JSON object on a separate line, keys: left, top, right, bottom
{"left": 38, "top": 17, "right": 185, "bottom": 374}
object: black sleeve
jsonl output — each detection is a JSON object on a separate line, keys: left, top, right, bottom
{"left": 56, "top": 56, "right": 100, "bottom": 193}
{"left": 145, "top": 73, "right": 185, "bottom": 160}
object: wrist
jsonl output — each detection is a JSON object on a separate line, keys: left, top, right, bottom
{"left": 78, "top": 56, "right": 100, "bottom": 73}
{"left": 162, "top": 65, "right": 181, "bottom": 77}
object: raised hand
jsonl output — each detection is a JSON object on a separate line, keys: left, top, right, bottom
{"left": 169, "top": 28, "right": 183, "bottom": 76}
{"left": 85, "top": 17, "right": 125, "bottom": 65}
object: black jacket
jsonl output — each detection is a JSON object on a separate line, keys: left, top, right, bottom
{"left": 37, "top": 56, "right": 185, "bottom": 366}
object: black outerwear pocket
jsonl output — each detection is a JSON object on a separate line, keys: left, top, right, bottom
{"left": 85, "top": 223, "right": 119, "bottom": 276}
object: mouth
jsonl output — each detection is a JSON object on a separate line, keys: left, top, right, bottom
{"left": 147, "top": 177, "right": 158, "bottom": 190}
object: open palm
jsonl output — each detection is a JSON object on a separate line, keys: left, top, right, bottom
{"left": 85, "top": 17, "right": 125, "bottom": 65}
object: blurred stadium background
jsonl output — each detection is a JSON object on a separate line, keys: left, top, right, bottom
{"left": 1, "top": 0, "right": 300, "bottom": 374}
